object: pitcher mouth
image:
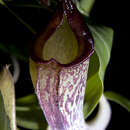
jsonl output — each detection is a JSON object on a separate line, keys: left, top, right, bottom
{"left": 30, "top": 0, "right": 94, "bottom": 68}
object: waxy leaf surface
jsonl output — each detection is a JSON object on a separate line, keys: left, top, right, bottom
{"left": 84, "top": 25, "right": 113, "bottom": 118}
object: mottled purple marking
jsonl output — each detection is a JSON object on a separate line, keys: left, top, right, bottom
{"left": 68, "top": 84, "right": 73, "bottom": 91}
{"left": 30, "top": 0, "right": 94, "bottom": 129}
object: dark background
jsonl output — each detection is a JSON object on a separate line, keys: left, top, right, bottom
{"left": 90, "top": 0, "right": 130, "bottom": 130}
{"left": 0, "top": 0, "right": 130, "bottom": 129}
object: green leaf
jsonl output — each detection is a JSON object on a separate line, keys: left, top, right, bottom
{"left": 0, "top": 0, "right": 5, "bottom": 5}
{"left": 16, "top": 94, "right": 47, "bottom": 129}
{"left": 76, "top": 0, "right": 96, "bottom": 16}
{"left": 16, "top": 94, "right": 38, "bottom": 106}
{"left": 105, "top": 91, "right": 130, "bottom": 112}
{"left": 83, "top": 25, "right": 114, "bottom": 118}
{"left": 16, "top": 93, "right": 47, "bottom": 130}
{"left": 0, "top": 92, "right": 11, "bottom": 130}
{"left": 83, "top": 54, "right": 103, "bottom": 118}
{"left": 16, "top": 105, "right": 47, "bottom": 129}
{"left": 0, "top": 66, "right": 17, "bottom": 130}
